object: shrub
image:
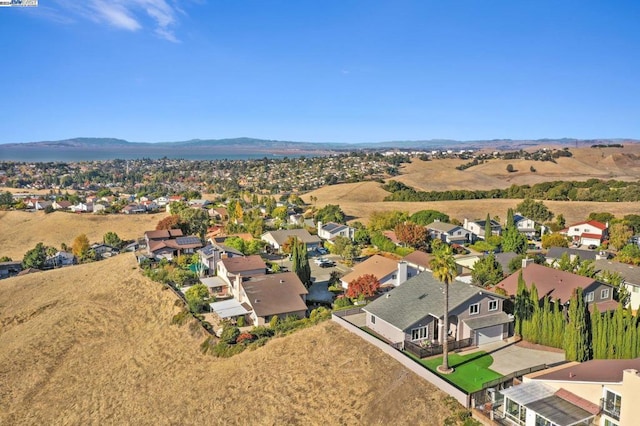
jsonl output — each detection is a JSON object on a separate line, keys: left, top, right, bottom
{"left": 251, "top": 325, "right": 275, "bottom": 339}
{"left": 211, "top": 341, "right": 246, "bottom": 358}
{"left": 220, "top": 325, "right": 240, "bottom": 344}
{"left": 236, "top": 332, "right": 255, "bottom": 344}
{"left": 269, "top": 315, "right": 279, "bottom": 328}
{"left": 236, "top": 316, "right": 245, "bottom": 327}
{"left": 333, "top": 295, "right": 353, "bottom": 309}
{"left": 171, "top": 309, "right": 191, "bottom": 326}
{"left": 200, "top": 336, "right": 215, "bottom": 354}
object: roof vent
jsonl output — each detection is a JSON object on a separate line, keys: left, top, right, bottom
{"left": 254, "top": 299, "right": 260, "bottom": 303}
{"left": 280, "top": 279, "right": 285, "bottom": 283}
{"left": 386, "top": 294, "right": 391, "bottom": 298}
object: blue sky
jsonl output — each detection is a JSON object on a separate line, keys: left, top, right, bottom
{"left": 1, "top": 1, "right": 639, "bottom": 143}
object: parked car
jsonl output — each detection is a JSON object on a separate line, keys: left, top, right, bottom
{"left": 314, "top": 257, "right": 328, "bottom": 265}
{"left": 316, "top": 247, "right": 328, "bottom": 255}
{"left": 588, "top": 244, "right": 598, "bottom": 250}
{"left": 319, "top": 261, "right": 335, "bottom": 268}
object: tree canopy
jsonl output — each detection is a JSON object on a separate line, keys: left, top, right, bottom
{"left": 346, "top": 274, "right": 380, "bottom": 299}
{"left": 516, "top": 198, "right": 554, "bottom": 223}
{"left": 315, "top": 204, "right": 345, "bottom": 224}
{"left": 409, "top": 209, "right": 449, "bottom": 226}
{"left": 471, "top": 254, "right": 504, "bottom": 288}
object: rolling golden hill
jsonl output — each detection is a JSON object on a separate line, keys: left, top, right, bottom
{"left": 0, "top": 255, "right": 455, "bottom": 425}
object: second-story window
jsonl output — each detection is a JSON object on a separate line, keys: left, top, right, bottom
{"left": 469, "top": 303, "right": 479, "bottom": 315}
{"left": 488, "top": 300, "right": 498, "bottom": 311}
{"left": 585, "top": 292, "right": 595, "bottom": 302}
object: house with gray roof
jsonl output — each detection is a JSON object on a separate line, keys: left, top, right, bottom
{"left": 426, "top": 220, "right": 475, "bottom": 244}
{"left": 317, "top": 221, "right": 355, "bottom": 241}
{"left": 261, "top": 229, "right": 322, "bottom": 253}
{"left": 593, "top": 258, "right": 640, "bottom": 311}
{"left": 363, "top": 272, "right": 512, "bottom": 347}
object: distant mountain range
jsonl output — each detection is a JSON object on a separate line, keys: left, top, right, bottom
{"left": 0, "top": 137, "right": 637, "bottom": 162}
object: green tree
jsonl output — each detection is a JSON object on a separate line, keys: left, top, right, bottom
{"left": 291, "top": 238, "right": 311, "bottom": 287}
{"left": 409, "top": 210, "right": 449, "bottom": 226}
{"left": 564, "top": 288, "right": 591, "bottom": 362}
{"left": 368, "top": 210, "right": 409, "bottom": 231}
{"left": 516, "top": 198, "right": 554, "bottom": 223}
{"left": 22, "top": 242, "right": 47, "bottom": 269}
{"left": 471, "top": 253, "right": 504, "bottom": 288}
{"left": 0, "top": 191, "right": 13, "bottom": 208}
{"left": 185, "top": 283, "right": 210, "bottom": 313}
{"left": 617, "top": 244, "right": 640, "bottom": 265}
{"left": 315, "top": 204, "right": 345, "bottom": 224}
{"left": 178, "top": 208, "right": 209, "bottom": 239}
{"left": 224, "top": 236, "right": 246, "bottom": 254}
{"left": 484, "top": 213, "right": 492, "bottom": 240}
{"left": 354, "top": 228, "right": 371, "bottom": 246}
{"left": 103, "top": 231, "right": 122, "bottom": 248}
{"left": 501, "top": 226, "right": 528, "bottom": 254}
{"left": 587, "top": 212, "right": 614, "bottom": 224}
{"left": 514, "top": 271, "right": 532, "bottom": 336}
{"left": 505, "top": 208, "right": 515, "bottom": 230}
{"left": 430, "top": 245, "right": 458, "bottom": 373}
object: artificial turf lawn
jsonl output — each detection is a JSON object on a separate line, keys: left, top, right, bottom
{"left": 419, "top": 351, "right": 502, "bottom": 393}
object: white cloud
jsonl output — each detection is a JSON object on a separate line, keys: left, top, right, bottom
{"left": 52, "top": 0, "right": 185, "bottom": 42}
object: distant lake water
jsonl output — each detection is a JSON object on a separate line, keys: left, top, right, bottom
{"left": 0, "top": 147, "right": 315, "bottom": 162}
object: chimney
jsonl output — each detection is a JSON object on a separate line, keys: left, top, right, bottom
{"left": 522, "top": 257, "right": 534, "bottom": 269}
{"left": 464, "top": 218, "right": 469, "bottom": 229}
{"left": 397, "top": 261, "right": 408, "bottom": 286}
{"left": 317, "top": 220, "right": 323, "bottom": 234}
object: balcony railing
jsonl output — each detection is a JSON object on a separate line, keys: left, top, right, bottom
{"left": 600, "top": 398, "right": 621, "bottom": 421}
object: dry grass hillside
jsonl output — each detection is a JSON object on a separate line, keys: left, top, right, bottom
{"left": 305, "top": 146, "right": 640, "bottom": 225}
{"left": 0, "top": 255, "right": 455, "bottom": 425}
{"left": 0, "top": 211, "right": 167, "bottom": 260}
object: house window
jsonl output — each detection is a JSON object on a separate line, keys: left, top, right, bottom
{"left": 469, "top": 303, "right": 479, "bottom": 315}
{"left": 634, "top": 286, "right": 640, "bottom": 293}
{"left": 371, "top": 315, "right": 376, "bottom": 324}
{"left": 585, "top": 292, "right": 595, "bottom": 302}
{"left": 505, "top": 398, "right": 526, "bottom": 426}
{"left": 488, "top": 300, "right": 498, "bottom": 311}
{"left": 574, "top": 227, "right": 580, "bottom": 232}
{"left": 604, "top": 420, "right": 619, "bottom": 426}
{"left": 601, "top": 288, "right": 610, "bottom": 299}
{"left": 411, "top": 326, "right": 428, "bottom": 341}
{"left": 534, "top": 415, "right": 553, "bottom": 426}
{"left": 603, "top": 389, "right": 622, "bottom": 420}
{"left": 392, "top": 274, "right": 397, "bottom": 279}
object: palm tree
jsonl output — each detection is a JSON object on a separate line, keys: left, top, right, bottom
{"left": 430, "top": 244, "right": 458, "bottom": 373}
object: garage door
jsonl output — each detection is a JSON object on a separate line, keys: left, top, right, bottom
{"left": 477, "top": 324, "right": 503, "bottom": 345}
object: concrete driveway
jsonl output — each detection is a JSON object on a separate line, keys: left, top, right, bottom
{"left": 463, "top": 340, "right": 566, "bottom": 375}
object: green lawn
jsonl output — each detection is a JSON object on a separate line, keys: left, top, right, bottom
{"left": 417, "top": 351, "right": 502, "bottom": 393}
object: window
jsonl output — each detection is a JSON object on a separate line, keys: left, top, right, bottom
{"left": 371, "top": 315, "right": 375, "bottom": 324}
{"left": 505, "top": 398, "right": 526, "bottom": 426}
{"left": 392, "top": 274, "right": 397, "bottom": 279}
{"left": 469, "top": 303, "right": 479, "bottom": 315}
{"left": 604, "top": 419, "right": 619, "bottom": 426}
{"left": 534, "top": 414, "right": 552, "bottom": 426}
{"left": 411, "top": 326, "right": 428, "bottom": 341}
{"left": 585, "top": 291, "right": 594, "bottom": 302}
{"left": 603, "top": 389, "right": 622, "bottom": 420}
{"left": 488, "top": 300, "right": 498, "bottom": 311}
{"left": 601, "top": 288, "right": 610, "bottom": 299}
{"left": 634, "top": 286, "right": 640, "bottom": 293}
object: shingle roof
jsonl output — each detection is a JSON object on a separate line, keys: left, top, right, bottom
{"left": 220, "top": 255, "right": 266, "bottom": 274}
{"left": 594, "top": 259, "right": 640, "bottom": 285}
{"left": 242, "top": 272, "right": 308, "bottom": 317}
{"left": 145, "top": 229, "right": 184, "bottom": 240}
{"left": 463, "top": 311, "right": 512, "bottom": 330}
{"left": 262, "top": 229, "right": 321, "bottom": 246}
{"left": 321, "top": 222, "right": 347, "bottom": 233}
{"left": 363, "top": 273, "right": 497, "bottom": 330}
{"left": 341, "top": 255, "right": 399, "bottom": 284}
{"left": 402, "top": 250, "right": 433, "bottom": 269}
{"left": 546, "top": 247, "right": 598, "bottom": 261}
{"left": 426, "top": 221, "right": 459, "bottom": 233}
{"left": 494, "top": 263, "right": 601, "bottom": 303}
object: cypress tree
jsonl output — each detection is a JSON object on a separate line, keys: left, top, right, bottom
{"left": 553, "top": 302, "right": 566, "bottom": 348}
{"left": 564, "top": 288, "right": 590, "bottom": 362}
{"left": 291, "top": 237, "right": 311, "bottom": 287}
{"left": 613, "top": 304, "right": 625, "bottom": 358}
{"left": 506, "top": 208, "right": 515, "bottom": 230}
{"left": 528, "top": 284, "right": 540, "bottom": 343}
{"left": 484, "top": 213, "right": 492, "bottom": 240}
{"left": 591, "top": 304, "right": 603, "bottom": 359}
{"left": 514, "top": 271, "right": 529, "bottom": 336}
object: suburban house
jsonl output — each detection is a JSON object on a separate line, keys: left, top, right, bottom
{"left": 317, "top": 221, "right": 355, "bottom": 241}
{"left": 261, "top": 229, "right": 322, "bottom": 253}
{"left": 546, "top": 247, "right": 602, "bottom": 265}
{"left": 208, "top": 207, "right": 229, "bottom": 221}
{"left": 44, "top": 251, "right": 76, "bottom": 268}
{"left": 216, "top": 255, "right": 267, "bottom": 287}
{"left": 426, "top": 220, "right": 475, "bottom": 244}
{"left": 560, "top": 220, "right": 608, "bottom": 246}
{"left": 463, "top": 218, "right": 502, "bottom": 240}
{"left": 209, "top": 271, "right": 308, "bottom": 326}
{"left": 92, "top": 202, "right": 108, "bottom": 214}
{"left": 27, "top": 199, "right": 52, "bottom": 210}
{"left": 90, "top": 243, "right": 119, "bottom": 258}
{"left": 122, "top": 203, "right": 148, "bottom": 214}
{"left": 52, "top": 200, "right": 72, "bottom": 210}
{"left": 70, "top": 202, "right": 93, "bottom": 213}
{"left": 197, "top": 243, "right": 244, "bottom": 277}
{"left": 340, "top": 255, "right": 416, "bottom": 289}
{"left": 144, "top": 229, "right": 203, "bottom": 260}
{"left": 512, "top": 214, "right": 537, "bottom": 238}
{"left": 494, "top": 260, "right": 618, "bottom": 311}
{"left": 382, "top": 230, "right": 402, "bottom": 246}
{"left": 0, "top": 261, "right": 22, "bottom": 279}
{"left": 500, "top": 358, "right": 640, "bottom": 426}
{"left": 402, "top": 250, "right": 433, "bottom": 273}
{"left": 363, "top": 273, "right": 512, "bottom": 346}
{"left": 593, "top": 258, "right": 640, "bottom": 312}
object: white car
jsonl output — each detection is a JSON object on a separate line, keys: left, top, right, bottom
{"left": 314, "top": 257, "right": 328, "bottom": 265}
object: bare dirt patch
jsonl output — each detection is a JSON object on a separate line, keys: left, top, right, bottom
{"left": 0, "top": 255, "right": 456, "bottom": 424}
